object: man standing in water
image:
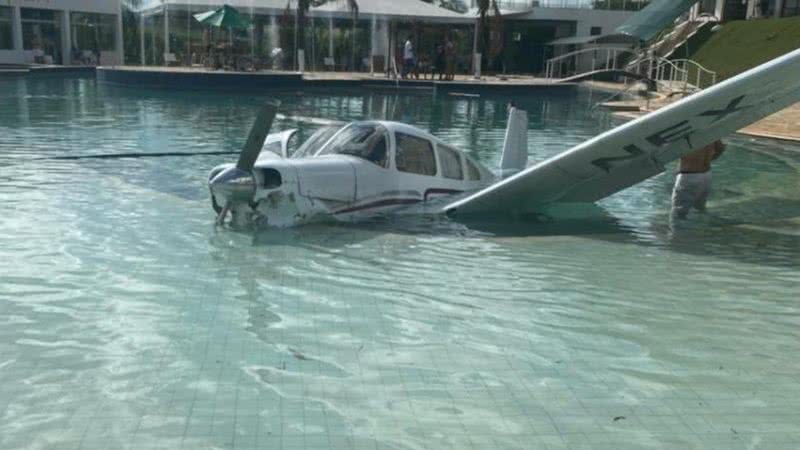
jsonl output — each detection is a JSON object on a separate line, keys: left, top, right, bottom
{"left": 671, "top": 140, "right": 726, "bottom": 220}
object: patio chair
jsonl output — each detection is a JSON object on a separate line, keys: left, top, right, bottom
{"left": 164, "top": 53, "right": 178, "bottom": 66}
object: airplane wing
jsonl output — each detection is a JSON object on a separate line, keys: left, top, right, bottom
{"left": 444, "top": 48, "right": 800, "bottom": 217}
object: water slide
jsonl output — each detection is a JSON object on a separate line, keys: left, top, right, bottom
{"left": 616, "top": 0, "right": 698, "bottom": 42}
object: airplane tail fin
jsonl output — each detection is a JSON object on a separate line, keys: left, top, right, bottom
{"left": 499, "top": 106, "right": 528, "bottom": 177}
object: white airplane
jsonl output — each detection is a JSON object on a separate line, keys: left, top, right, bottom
{"left": 209, "top": 48, "right": 800, "bottom": 228}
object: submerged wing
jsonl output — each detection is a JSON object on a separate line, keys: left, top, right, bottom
{"left": 445, "top": 48, "right": 800, "bottom": 216}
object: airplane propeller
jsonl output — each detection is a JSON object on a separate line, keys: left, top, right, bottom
{"left": 209, "top": 101, "right": 279, "bottom": 225}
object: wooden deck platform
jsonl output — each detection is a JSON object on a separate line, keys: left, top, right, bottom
{"left": 589, "top": 81, "right": 800, "bottom": 144}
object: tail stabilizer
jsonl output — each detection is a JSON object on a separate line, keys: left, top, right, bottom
{"left": 500, "top": 107, "right": 528, "bottom": 177}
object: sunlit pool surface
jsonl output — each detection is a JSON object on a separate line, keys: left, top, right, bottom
{"left": 1, "top": 75, "right": 799, "bottom": 450}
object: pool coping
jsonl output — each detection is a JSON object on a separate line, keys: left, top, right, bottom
{"left": 95, "top": 66, "right": 578, "bottom": 94}
{"left": 0, "top": 65, "right": 96, "bottom": 77}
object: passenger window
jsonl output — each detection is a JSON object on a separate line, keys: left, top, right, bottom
{"left": 466, "top": 158, "right": 481, "bottom": 181}
{"left": 438, "top": 144, "right": 463, "bottom": 180}
{"left": 396, "top": 133, "right": 436, "bottom": 176}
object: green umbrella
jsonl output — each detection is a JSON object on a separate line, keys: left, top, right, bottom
{"left": 193, "top": 4, "right": 251, "bottom": 30}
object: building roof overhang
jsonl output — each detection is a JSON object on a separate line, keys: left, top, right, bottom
{"left": 136, "top": 0, "right": 472, "bottom": 23}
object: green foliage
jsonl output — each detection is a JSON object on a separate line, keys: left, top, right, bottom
{"left": 689, "top": 16, "right": 800, "bottom": 80}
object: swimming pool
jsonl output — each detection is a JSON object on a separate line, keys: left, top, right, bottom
{"left": 1, "top": 75, "right": 799, "bottom": 449}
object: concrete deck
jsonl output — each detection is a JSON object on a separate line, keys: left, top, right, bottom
{"left": 96, "top": 66, "right": 575, "bottom": 94}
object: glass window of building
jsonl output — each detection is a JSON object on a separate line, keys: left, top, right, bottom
{"left": 21, "top": 8, "right": 62, "bottom": 63}
{"left": 71, "top": 12, "right": 117, "bottom": 53}
{"left": 783, "top": 0, "right": 800, "bottom": 16}
{"left": 0, "top": 7, "right": 13, "bottom": 50}
{"left": 396, "top": 133, "right": 437, "bottom": 176}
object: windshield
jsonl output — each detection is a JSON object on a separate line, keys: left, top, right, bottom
{"left": 316, "top": 123, "right": 389, "bottom": 168}
{"left": 291, "top": 125, "right": 342, "bottom": 159}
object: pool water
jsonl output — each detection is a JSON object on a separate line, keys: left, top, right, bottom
{"left": 1, "top": 75, "right": 799, "bottom": 450}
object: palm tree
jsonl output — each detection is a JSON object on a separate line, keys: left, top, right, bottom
{"left": 472, "top": 0, "right": 490, "bottom": 76}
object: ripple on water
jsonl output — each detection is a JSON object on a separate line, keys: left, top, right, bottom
{"left": 1, "top": 77, "right": 799, "bottom": 449}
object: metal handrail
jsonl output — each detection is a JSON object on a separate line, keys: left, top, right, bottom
{"left": 545, "top": 47, "right": 638, "bottom": 80}
{"left": 546, "top": 47, "right": 635, "bottom": 65}
{"left": 670, "top": 58, "right": 718, "bottom": 88}
{"left": 545, "top": 47, "right": 718, "bottom": 92}
{"left": 649, "top": 58, "right": 689, "bottom": 91}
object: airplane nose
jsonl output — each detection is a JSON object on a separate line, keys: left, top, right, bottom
{"left": 209, "top": 167, "right": 256, "bottom": 204}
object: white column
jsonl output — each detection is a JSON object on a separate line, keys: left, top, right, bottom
{"left": 163, "top": 5, "right": 170, "bottom": 64}
{"left": 369, "top": 16, "right": 375, "bottom": 75}
{"left": 116, "top": 3, "right": 124, "bottom": 65}
{"left": 746, "top": 0, "right": 756, "bottom": 18}
{"left": 140, "top": 13, "right": 145, "bottom": 65}
{"left": 151, "top": 15, "right": 156, "bottom": 64}
{"left": 690, "top": 3, "right": 700, "bottom": 20}
{"left": 12, "top": 6, "right": 23, "bottom": 52}
{"left": 714, "top": 0, "right": 725, "bottom": 20}
{"left": 61, "top": 10, "right": 71, "bottom": 65}
{"left": 774, "top": 0, "right": 785, "bottom": 18}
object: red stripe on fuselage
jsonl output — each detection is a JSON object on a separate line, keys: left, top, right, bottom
{"left": 333, "top": 198, "right": 421, "bottom": 215}
{"left": 424, "top": 188, "right": 464, "bottom": 201}
{"left": 333, "top": 189, "right": 464, "bottom": 215}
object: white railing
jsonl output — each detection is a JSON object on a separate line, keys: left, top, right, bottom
{"left": 545, "top": 47, "right": 718, "bottom": 92}
{"left": 671, "top": 59, "right": 718, "bottom": 89}
{"left": 647, "top": 58, "right": 690, "bottom": 91}
{"left": 630, "top": 57, "right": 717, "bottom": 91}
{"left": 544, "top": 47, "right": 637, "bottom": 80}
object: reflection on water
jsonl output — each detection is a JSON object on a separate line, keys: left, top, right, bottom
{"left": 1, "top": 75, "right": 799, "bottom": 449}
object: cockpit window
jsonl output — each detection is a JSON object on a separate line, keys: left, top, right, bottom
{"left": 292, "top": 125, "right": 342, "bottom": 159}
{"left": 317, "top": 123, "right": 389, "bottom": 168}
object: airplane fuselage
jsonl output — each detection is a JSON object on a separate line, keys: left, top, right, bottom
{"left": 209, "top": 121, "right": 494, "bottom": 227}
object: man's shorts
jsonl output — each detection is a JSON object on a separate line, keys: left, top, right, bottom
{"left": 671, "top": 172, "right": 711, "bottom": 219}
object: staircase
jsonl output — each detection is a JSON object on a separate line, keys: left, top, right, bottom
{"left": 624, "top": 15, "right": 718, "bottom": 69}
{"left": 659, "top": 19, "right": 717, "bottom": 59}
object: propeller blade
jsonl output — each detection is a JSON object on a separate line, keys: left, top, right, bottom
{"left": 237, "top": 101, "right": 279, "bottom": 172}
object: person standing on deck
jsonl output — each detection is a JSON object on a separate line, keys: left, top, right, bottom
{"left": 671, "top": 140, "right": 726, "bottom": 220}
{"left": 444, "top": 36, "right": 456, "bottom": 80}
{"left": 434, "top": 44, "right": 446, "bottom": 80}
{"left": 402, "top": 36, "right": 414, "bottom": 79}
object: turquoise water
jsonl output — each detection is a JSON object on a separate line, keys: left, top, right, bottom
{"left": 1, "top": 75, "right": 799, "bottom": 450}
